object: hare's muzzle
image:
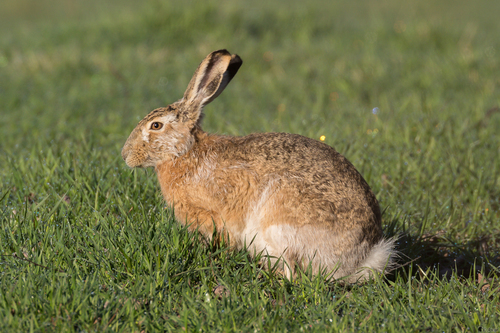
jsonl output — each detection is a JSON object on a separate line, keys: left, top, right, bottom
{"left": 121, "top": 134, "right": 138, "bottom": 168}
{"left": 121, "top": 144, "right": 132, "bottom": 166}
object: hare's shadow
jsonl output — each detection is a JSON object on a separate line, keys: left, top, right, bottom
{"left": 384, "top": 220, "right": 500, "bottom": 279}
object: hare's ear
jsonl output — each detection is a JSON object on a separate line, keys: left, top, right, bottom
{"left": 182, "top": 49, "right": 242, "bottom": 108}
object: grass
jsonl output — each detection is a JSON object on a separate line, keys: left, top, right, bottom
{"left": 1, "top": 0, "right": 500, "bottom": 331}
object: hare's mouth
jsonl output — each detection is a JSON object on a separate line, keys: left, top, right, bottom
{"left": 121, "top": 146, "right": 141, "bottom": 168}
{"left": 123, "top": 152, "right": 158, "bottom": 169}
{"left": 123, "top": 154, "right": 147, "bottom": 168}
{"left": 123, "top": 155, "right": 138, "bottom": 168}
{"left": 124, "top": 156, "right": 139, "bottom": 168}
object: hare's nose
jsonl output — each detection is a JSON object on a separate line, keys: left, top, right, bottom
{"left": 121, "top": 145, "right": 130, "bottom": 162}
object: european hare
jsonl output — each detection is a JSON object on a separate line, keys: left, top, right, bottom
{"left": 122, "top": 49, "right": 395, "bottom": 282}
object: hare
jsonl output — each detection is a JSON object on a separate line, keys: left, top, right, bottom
{"left": 122, "top": 49, "right": 396, "bottom": 282}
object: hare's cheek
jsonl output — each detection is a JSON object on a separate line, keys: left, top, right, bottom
{"left": 171, "top": 134, "right": 194, "bottom": 157}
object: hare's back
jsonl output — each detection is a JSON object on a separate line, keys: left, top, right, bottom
{"left": 220, "top": 132, "right": 381, "bottom": 226}
{"left": 228, "top": 132, "right": 366, "bottom": 186}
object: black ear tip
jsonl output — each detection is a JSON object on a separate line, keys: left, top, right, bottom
{"left": 230, "top": 54, "right": 242, "bottom": 66}
{"left": 227, "top": 54, "right": 243, "bottom": 77}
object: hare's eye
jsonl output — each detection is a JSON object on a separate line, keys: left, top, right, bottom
{"left": 151, "top": 122, "right": 163, "bottom": 130}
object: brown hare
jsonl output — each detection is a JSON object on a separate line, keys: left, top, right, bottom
{"left": 122, "top": 49, "right": 396, "bottom": 282}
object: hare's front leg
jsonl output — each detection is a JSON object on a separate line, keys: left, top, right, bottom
{"left": 173, "top": 205, "right": 227, "bottom": 239}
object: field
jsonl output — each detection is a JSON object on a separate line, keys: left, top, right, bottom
{"left": 1, "top": 0, "right": 500, "bottom": 331}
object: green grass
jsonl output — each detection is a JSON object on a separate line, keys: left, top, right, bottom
{"left": 1, "top": 0, "right": 500, "bottom": 331}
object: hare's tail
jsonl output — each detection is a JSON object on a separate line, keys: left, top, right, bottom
{"left": 354, "top": 237, "right": 398, "bottom": 281}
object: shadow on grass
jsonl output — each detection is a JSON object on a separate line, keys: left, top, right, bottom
{"left": 388, "top": 231, "right": 500, "bottom": 281}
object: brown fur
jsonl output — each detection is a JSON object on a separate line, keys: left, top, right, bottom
{"left": 122, "top": 49, "right": 396, "bottom": 282}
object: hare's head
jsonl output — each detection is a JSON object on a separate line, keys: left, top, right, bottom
{"left": 121, "top": 50, "right": 242, "bottom": 168}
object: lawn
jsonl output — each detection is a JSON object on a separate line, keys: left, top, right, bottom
{"left": 1, "top": 0, "right": 499, "bottom": 331}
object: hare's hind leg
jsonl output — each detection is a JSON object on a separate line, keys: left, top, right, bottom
{"left": 241, "top": 179, "right": 307, "bottom": 278}
{"left": 253, "top": 223, "right": 303, "bottom": 279}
